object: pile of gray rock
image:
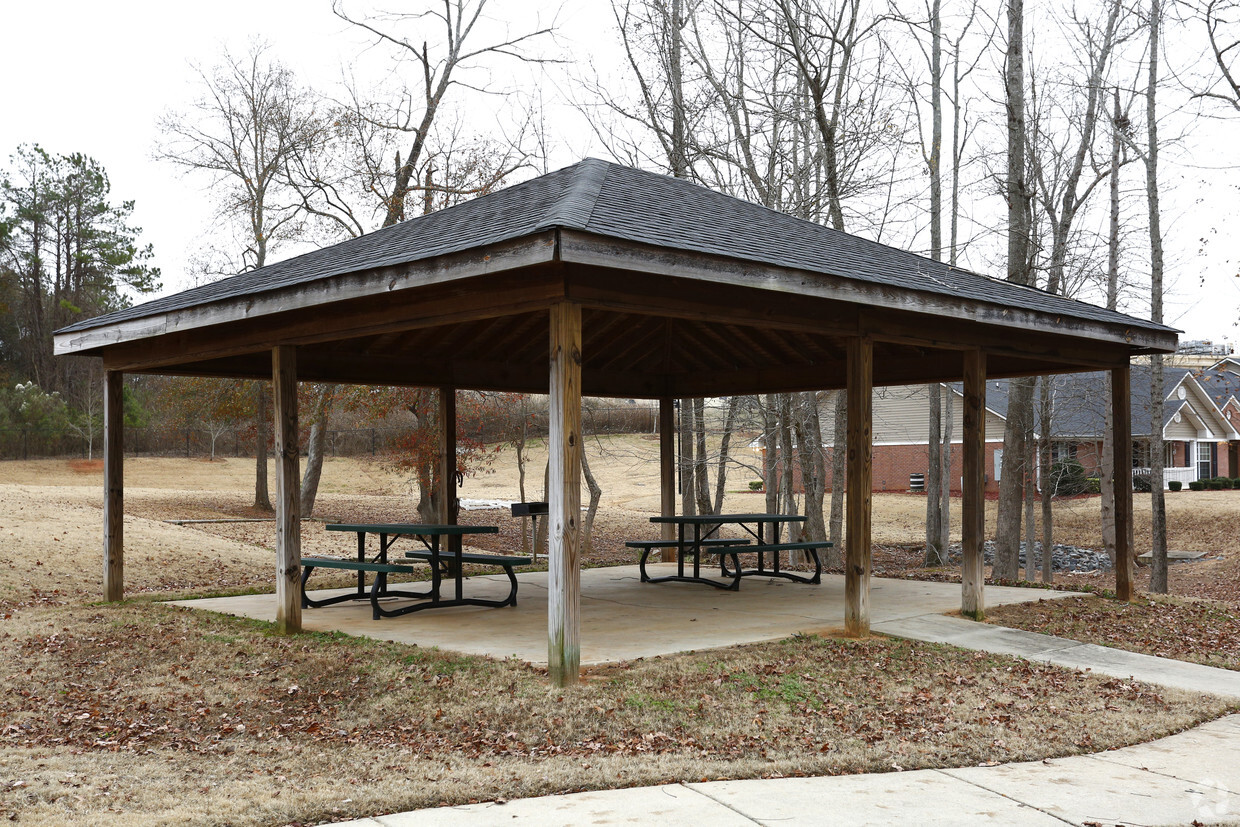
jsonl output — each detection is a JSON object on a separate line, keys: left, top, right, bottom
{"left": 944, "top": 540, "right": 1112, "bottom": 573}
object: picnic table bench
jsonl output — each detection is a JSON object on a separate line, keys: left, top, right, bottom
{"left": 626, "top": 537, "right": 751, "bottom": 583}
{"left": 640, "top": 514, "right": 830, "bottom": 590}
{"left": 300, "top": 523, "right": 529, "bottom": 619}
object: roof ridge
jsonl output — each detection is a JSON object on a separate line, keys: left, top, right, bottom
{"left": 534, "top": 158, "right": 609, "bottom": 231}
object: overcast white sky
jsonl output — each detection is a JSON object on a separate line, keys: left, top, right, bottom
{"left": 2, "top": 0, "right": 1236, "bottom": 344}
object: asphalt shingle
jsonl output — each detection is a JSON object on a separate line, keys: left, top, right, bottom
{"left": 57, "top": 159, "right": 1176, "bottom": 338}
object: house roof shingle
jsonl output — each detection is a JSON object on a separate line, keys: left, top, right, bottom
{"left": 978, "top": 367, "right": 1215, "bottom": 439}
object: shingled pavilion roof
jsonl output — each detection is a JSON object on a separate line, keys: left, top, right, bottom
{"left": 55, "top": 159, "right": 1176, "bottom": 396}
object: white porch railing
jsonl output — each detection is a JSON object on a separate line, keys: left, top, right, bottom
{"left": 1134, "top": 466, "right": 1197, "bottom": 488}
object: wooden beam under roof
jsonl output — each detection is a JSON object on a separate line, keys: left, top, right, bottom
{"left": 559, "top": 231, "right": 1176, "bottom": 352}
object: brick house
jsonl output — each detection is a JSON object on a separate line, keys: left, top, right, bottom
{"left": 759, "top": 365, "right": 1238, "bottom": 494}
{"left": 1020, "top": 367, "right": 1239, "bottom": 487}
{"left": 755, "top": 385, "right": 1007, "bottom": 494}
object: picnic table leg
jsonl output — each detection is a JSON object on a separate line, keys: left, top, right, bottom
{"left": 377, "top": 533, "right": 390, "bottom": 596}
{"left": 677, "top": 522, "right": 686, "bottom": 578}
{"left": 453, "top": 534, "right": 464, "bottom": 603}
{"left": 430, "top": 535, "right": 442, "bottom": 605}
{"left": 772, "top": 521, "right": 782, "bottom": 575}
{"left": 692, "top": 523, "right": 702, "bottom": 580}
{"left": 356, "top": 532, "right": 366, "bottom": 598}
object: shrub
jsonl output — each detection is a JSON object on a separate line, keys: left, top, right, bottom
{"left": 1215, "top": 477, "right": 1234, "bottom": 490}
{"left": 1085, "top": 477, "right": 1101, "bottom": 494}
{"left": 1133, "top": 473, "right": 1153, "bottom": 493}
{"left": 1208, "top": 479, "right": 1226, "bottom": 490}
{"left": 1233, "top": 478, "right": 1240, "bottom": 488}
{"left": 1189, "top": 481, "right": 1205, "bottom": 491}
{"left": 1168, "top": 480, "right": 1182, "bottom": 492}
{"left": 1050, "top": 457, "right": 1089, "bottom": 496}
{"left": 749, "top": 480, "right": 764, "bottom": 491}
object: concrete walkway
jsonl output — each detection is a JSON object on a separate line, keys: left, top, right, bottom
{"left": 875, "top": 613, "right": 1240, "bottom": 699}
{"left": 338, "top": 714, "right": 1240, "bottom": 826}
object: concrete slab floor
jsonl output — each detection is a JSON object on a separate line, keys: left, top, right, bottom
{"left": 169, "top": 565, "right": 1084, "bottom": 666}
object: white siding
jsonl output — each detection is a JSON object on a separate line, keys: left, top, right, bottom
{"left": 819, "top": 385, "right": 1003, "bottom": 445}
{"left": 1164, "top": 414, "right": 1199, "bottom": 440}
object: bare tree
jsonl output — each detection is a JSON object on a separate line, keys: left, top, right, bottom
{"left": 1026, "top": 0, "right": 1128, "bottom": 581}
{"left": 157, "top": 43, "right": 323, "bottom": 512}
{"left": 331, "top": 0, "right": 556, "bottom": 227}
{"left": 1197, "top": 0, "right": 1240, "bottom": 112}
{"left": 1146, "top": 0, "right": 1169, "bottom": 593}
{"left": 994, "top": 0, "right": 1035, "bottom": 582}
{"left": 1099, "top": 87, "right": 1131, "bottom": 567}
{"left": 892, "top": 0, "right": 991, "bottom": 565}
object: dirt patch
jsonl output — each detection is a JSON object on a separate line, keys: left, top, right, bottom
{"left": 66, "top": 459, "right": 103, "bottom": 474}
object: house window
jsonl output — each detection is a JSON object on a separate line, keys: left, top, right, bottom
{"left": 1051, "top": 443, "right": 1077, "bottom": 463}
{"left": 1199, "top": 442, "right": 1215, "bottom": 480}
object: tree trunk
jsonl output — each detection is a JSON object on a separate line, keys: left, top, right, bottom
{"left": 829, "top": 389, "right": 846, "bottom": 556}
{"left": 997, "top": 0, "right": 1034, "bottom": 581}
{"left": 924, "top": 0, "right": 946, "bottom": 567}
{"left": 679, "top": 398, "right": 696, "bottom": 517}
{"left": 1146, "top": 0, "right": 1168, "bottom": 594}
{"left": 713, "top": 395, "right": 741, "bottom": 514}
{"left": 581, "top": 443, "right": 603, "bottom": 554}
{"left": 536, "top": 458, "right": 550, "bottom": 559}
{"left": 254, "top": 382, "right": 272, "bottom": 512}
{"left": 1100, "top": 89, "right": 1123, "bottom": 565}
{"left": 779, "top": 393, "right": 797, "bottom": 515}
{"left": 1023, "top": 415, "right": 1037, "bottom": 582}
{"left": 995, "top": 379, "right": 1033, "bottom": 580}
{"left": 693, "top": 398, "right": 712, "bottom": 516}
{"left": 801, "top": 392, "right": 828, "bottom": 543}
{"left": 793, "top": 393, "right": 827, "bottom": 560}
{"left": 941, "top": 386, "right": 953, "bottom": 553}
{"left": 517, "top": 397, "right": 530, "bottom": 555}
{"left": 763, "top": 394, "right": 780, "bottom": 514}
{"left": 300, "top": 385, "right": 336, "bottom": 516}
{"left": 926, "top": 383, "right": 945, "bottom": 565}
{"left": 1039, "top": 377, "right": 1054, "bottom": 582}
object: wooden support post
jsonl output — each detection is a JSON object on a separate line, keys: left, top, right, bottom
{"left": 961, "top": 349, "right": 987, "bottom": 620}
{"left": 845, "top": 337, "right": 872, "bottom": 637}
{"left": 439, "top": 387, "right": 458, "bottom": 524}
{"left": 548, "top": 302, "right": 583, "bottom": 687}
{"left": 1112, "top": 362, "right": 1134, "bottom": 601}
{"left": 659, "top": 397, "right": 676, "bottom": 556}
{"left": 273, "top": 345, "right": 302, "bottom": 634}
{"left": 103, "top": 370, "right": 124, "bottom": 602}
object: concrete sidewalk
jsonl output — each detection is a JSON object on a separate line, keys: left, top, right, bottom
{"left": 875, "top": 613, "right": 1240, "bottom": 699}
{"left": 338, "top": 714, "right": 1240, "bottom": 826}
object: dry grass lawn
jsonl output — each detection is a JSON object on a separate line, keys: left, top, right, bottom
{"left": 0, "top": 440, "right": 1236, "bottom": 825}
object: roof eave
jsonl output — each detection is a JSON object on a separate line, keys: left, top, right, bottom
{"left": 556, "top": 229, "right": 1177, "bottom": 354}
{"left": 54, "top": 231, "right": 559, "bottom": 357}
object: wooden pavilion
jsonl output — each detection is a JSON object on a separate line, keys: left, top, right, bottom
{"left": 54, "top": 159, "right": 1178, "bottom": 686}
